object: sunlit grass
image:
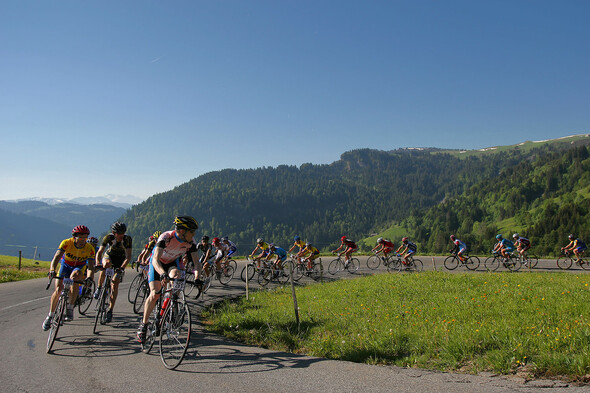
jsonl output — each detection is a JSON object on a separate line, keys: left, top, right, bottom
{"left": 0, "top": 255, "right": 50, "bottom": 282}
{"left": 202, "top": 271, "right": 590, "bottom": 380}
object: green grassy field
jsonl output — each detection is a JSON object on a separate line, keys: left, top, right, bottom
{"left": 203, "top": 271, "right": 590, "bottom": 381}
{"left": 0, "top": 255, "right": 50, "bottom": 283}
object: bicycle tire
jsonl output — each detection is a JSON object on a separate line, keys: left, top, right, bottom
{"left": 576, "top": 259, "right": 590, "bottom": 271}
{"left": 347, "top": 258, "right": 360, "bottom": 273}
{"left": 557, "top": 256, "right": 573, "bottom": 270}
{"left": 484, "top": 256, "right": 500, "bottom": 272}
{"left": 328, "top": 259, "right": 341, "bottom": 275}
{"left": 159, "top": 300, "right": 191, "bottom": 370}
{"left": 46, "top": 295, "right": 65, "bottom": 353}
{"left": 387, "top": 258, "right": 402, "bottom": 273}
{"left": 366, "top": 255, "right": 381, "bottom": 270}
{"left": 93, "top": 287, "right": 108, "bottom": 333}
{"left": 218, "top": 265, "right": 235, "bottom": 285}
{"left": 525, "top": 254, "right": 539, "bottom": 269}
{"left": 506, "top": 256, "right": 522, "bottom": 272}
{"left": 240, "top": 264, "right": 256, "bottom": 282}
{"left": 142, "top": 321, "right": 157, "bottom": 354}
{"left": 465, "top": 256, "right": 480, "bottom": 271}
{"left": 311, "top": 261, "right": 323, "bottom": 281}
{"left": 133, "top": 280, "right": 149, "bottom": 314}
{"left": 128, "top": 273, "right": 144, "bottom": 303}
{"left": 292, "top": 262, "right": 305, "bottom": 282}
{"left": 257, "top": 268, "right": 272, "bottom": 286}
{"left": 183, "top": 270, "right": 196, "bottom": 297}
{"left": 226, "top": 259, "right": 237, "bottom": 271}
{"left": 443, "top": 256, "right": 459, "bottom": 270}
{"left": 409, "top": 258, "right": 423, "bottom": 272}
{"left": 78, "top": 279, "right": 95, "bottom": 315}
{"left": 277, "top": 261, "right": 292, "bottom": 284}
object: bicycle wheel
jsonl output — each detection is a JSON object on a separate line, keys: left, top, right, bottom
{"left": 366, "top": 255, "right": 381, "bottom": 270}
{"left": 128, "top": 273, "right": 144, "bottom": 303}
{"left": 218, "top": 265, "right": 235, "bottom": 285}
{"left": 93, "top": 287, "right": 108, "bottom": 333}
{"left": 226, "top": 259, "right": 237, "bottom": 271}
{"left": 525, "top": 254, "right": 539, "bottom": 269}
{"left": 257, "top": 268, "right": 272, "bottom": 286}
{"left": 289, "top": 261, "right": 304, "bottom": 282}
{"left": 241, "top": 264, "right": 256, "bottom": 282}
{"left": 133, "top": 280, "right": 149, "bottom": 314}
{"left": 183, "top": 270, "right": 196, "bottom": 297}
{"left": 409, "top": 259, "right": 423, "bottom": 272}
{"left": 484, "top": 256, "right": 500, "bottom": 272}
{"left": 465, "top": 256, "right": 480, "bottom": 271}
{"left": 142, "top": 319, "right": 158, "bottom": 354}
{"left": 159, "top": 300, "right": 191, "bottom": 370}
{"left": 328, "top": 259, "right": 341, "bottom": 275}
{"left": 506, "top": 256, "right": 522, "bottom": 272}
{"left": 557, "top": 256, "right": 573, "bottom": 270}
{"left": 277, "top": 261, "right": 292, "bottom": 284}
{"left": 443, "top": 256, "right": 459, "bottom": 270}
{"left": 311, "top": 261, "right": 323, "bottom": 281}
{"left": 347, "top": 258, "right": 360, "bottom": 273}
{"left": 47, "top": 295, "right": 65, "bottom": 353}
{"left": 576, "top": 259, "right": 590, "bottom": 271}
{"left": 387, "top": 258, "right": 402, "bottom": 273}
{"left": 78, "top": 279, "right": 95, "bottom": 315}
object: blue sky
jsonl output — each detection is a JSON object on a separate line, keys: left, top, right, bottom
{"left": 1, "top": 0, "right": 588, "bottom": 201}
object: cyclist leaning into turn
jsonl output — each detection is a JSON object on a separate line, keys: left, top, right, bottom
{"left": 512, "top": 233, "right": 531, "bottom": 257}
{"left": 297, "top": 242, "right": 320, "bottom": 270}
{"left": 137, "top": 216, "right": 200, "bottom": 344}
{"left": 250, "top": 238, "right": 270, "bottom": 268}
{"left": 288, "top": 236, "right": 306, "bottom": 254}
{"left": 449, "top": 235, "right": 467, "bottom": 262}
{"left": 42, "top": 225, "right": 95, "bottom": 330}
{"left": 371, "top": 237, "right": 396, "bottom": 258}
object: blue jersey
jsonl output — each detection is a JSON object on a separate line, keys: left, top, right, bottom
{"left": 501, "top": 239, "right": 515, "bottom": 249}
{"left": 272, "top": 247, "right": 287, "bottom": 259}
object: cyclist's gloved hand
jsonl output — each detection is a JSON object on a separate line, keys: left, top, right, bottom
{"left": 160, "top": 272, "right": 169, "bottom": 281}
{"left": 48, "top": 271, "right": 56, "bottom": 279}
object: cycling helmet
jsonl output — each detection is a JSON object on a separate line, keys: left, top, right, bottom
{"left": 568, "top": 234, "right": 574, "bottom": 239}
{"left": 496, "top": 234, "right": 503, "bottom": 240}
{"left": 201, "top": 235, "right": 209, "bottom": 242}
{"left": 257, "top": 238, "right": 264, "bottom": 244}
{"left": 222, "top": 236, "right": 229, "bottom": 242}
{"left": 212, "top": 237, "right": 220, "bottom": 244}
{"left": 152, "top": 230, "right": 162, "bottom": 239}
{"left": 402, "top": 237, "right": 408, "bottom": 243}
{"left": 111, "top": 221, "right": 127, "bottom": 234}
{"left": 305, "top": 243, "right": 311, "bottom": 248}
{"left": 294, "top": 236, "right": 301, "bottom": 241}
{"left": 512, "top": 233, "right": 519, "bottom": 239}
{"left": 377, "top": 237, "right": 384, "bottom": 243}
{"left": 87, "top": 236, "right": 99, "bottom": 246}
{"left": 269, "top": 243, "right": 276, "bottom": 250}
{"left": 72, "top": 225, "right": 90, "bottom": 236}
{"left": 341, "top": 236, "right": 347, "bottom": 242}
{"left": 174, "top": 216, "right": 198, "bottom": 231}
{"left": 450, "top": 234, "right": 456, "bottom": 240}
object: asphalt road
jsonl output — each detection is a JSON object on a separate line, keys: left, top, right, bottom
{"left": 1, "top": 256, "right": 588, "bottom": 393}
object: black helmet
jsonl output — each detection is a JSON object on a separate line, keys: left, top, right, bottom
{"left": 174, "top": 216, "right": 198, "bottom": 231}
{"left": 201, "top": 235, "right": 209, "bottom": 242}
{"left": 111, "top": 222, "right": 127, "bottom": 234}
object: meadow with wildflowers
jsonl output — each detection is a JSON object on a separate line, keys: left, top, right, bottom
{"left": 202, "top": 271, "right": 590, "bottom": 380}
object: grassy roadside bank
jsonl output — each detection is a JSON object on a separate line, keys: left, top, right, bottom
{"left": 202, "top": 271, "right": 590, "bottom": 381}
{"left": 0, "top": 255, "right": 50, "bottom": 283}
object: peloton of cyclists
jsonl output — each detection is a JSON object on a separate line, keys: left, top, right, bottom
{"left": 562, "top": 234, "right": 587, "bottom": 265}
{"left": 42, "top": 225, "right": 95, "bottom": 330}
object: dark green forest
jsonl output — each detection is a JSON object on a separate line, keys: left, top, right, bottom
{"left": 121, "top": 136, "right": 590, "bottom": 257}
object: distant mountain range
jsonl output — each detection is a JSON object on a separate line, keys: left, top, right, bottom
{"left": 7, "top": 194, "right": 144, "bottom": 209}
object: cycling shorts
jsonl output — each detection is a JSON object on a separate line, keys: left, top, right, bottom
{"left": 102, "top": 254, "right": 125, "bottom": 269}
{"left": 383, "top": 247, "right": 395, "bottom": 254}
{"left": 503, "top": 247, "right": 515, "bottom": 253}
{"left": 214, "top": 249, "right": 226, "bottom": 262}
{"left": 57, "top": 262, "right": 86, "bottom": 279}
{"left": 148, "top": 257, "right": 183, "bottom": 283}
{"left": 227, "top": 246, "right": 237, "bottom": 257}
{"left": 406, "top": 249, "right": 416, "bottom": 256}
{"left": 457, "top": 245, "right": 467, "bottom": 254}
{"left": 346, "top": 246, "right": 358, "bottom": 253}
{"left": 576, "top": 246, "right": 587, "bottom": 253}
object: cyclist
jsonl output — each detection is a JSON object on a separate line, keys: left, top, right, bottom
{"left": 371, "top": 237, "right": 396, "bottom": 258}
{"left": 197, "top": 235, "right": 213, "bottom": 275}
{"left": 266, "top": 243, "right": 288, "bottom": 274}
{"left": 493, "top": 234, "right": 515, "bottom": 260}
{"left": 42, "top": 225, "right": 95, "bottom": 330}
{"left": 94, "top": 222, "right": 132, "bottom": 323}
{"left": 250, "top": 238, "right": 270, "bottom": 268}
{"left": 222, "top": 236, "right": 237, "bottom": 259}
{"left": 562, "top": 234, "right": 587, "bottom": 264}
{"left": 512, "top": 233, "right": 531, "bottom": 257}
{"left": 396, "top": 237, "right": 417, "bottom": 266}
{"left": 212, "top": 237, "right": 229, "bottom": 274}
{"left": 288, "top": 236, "right": 306, "bottom": 254}
{"left": 449, "top": 235, "right": 467, "bottom": 262}
{"left": 137, "top": 215, "right": 200, "bottom": 344}
{"left": 332, "top": 236, "right": 358, "bottom": 267}
{"left": 297, "top": 242, "right": 320, "bottom": 270}
{"left": 137, "top": 231, "right": 162, "bottom": 266}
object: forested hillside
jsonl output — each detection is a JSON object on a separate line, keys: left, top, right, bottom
{"left": 404, "top": 144, "right": 590, "bottom": 256}
{"left": 121, "top": 137, "right": 590, "bottom": 255}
